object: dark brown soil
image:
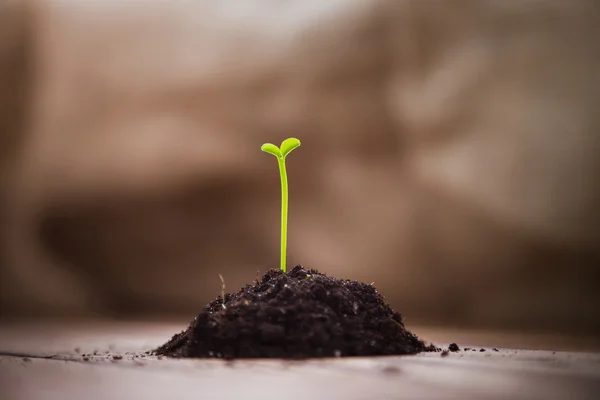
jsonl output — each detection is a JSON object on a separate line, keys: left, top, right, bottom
{"left": 155, "top": 265, "right": 435, "bottom": 359}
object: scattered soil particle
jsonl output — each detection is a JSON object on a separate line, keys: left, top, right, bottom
{"left": 480, "top": 348, "right": 486, "bottom": 352}
{"left": 82, "top": 357, "right": 89, "bottom": 362}
{"left": 156, "top": 266, "right": 435, "bottom": 359}
{"left": 464, "top": 347, "right": 471, "bottom": 351}
{"left": 441, "top": 350, "right": 449, "bottom": 357}
{"left": 112, "top": 355, "right": 122, "bottom": 360}
{"left": 493, "top": 348, "right": 499, "bottom": 352}
{"left": 448, "top": 343, "right": 460, "bottom": 352}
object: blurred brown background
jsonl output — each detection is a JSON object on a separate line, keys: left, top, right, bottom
{"left": 1, "top": 0, "right": 599, "bottom": 335}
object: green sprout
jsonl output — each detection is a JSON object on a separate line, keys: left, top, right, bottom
{"left": 261, "top": 138, "right": 301, "bottom": 273}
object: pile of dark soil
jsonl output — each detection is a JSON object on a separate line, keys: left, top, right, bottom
{"left": 155, "top": 265, "right": 434, "bottom": 359}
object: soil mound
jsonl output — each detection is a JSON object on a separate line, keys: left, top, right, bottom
{"left": 155, "top": 265, "right": 432, "bottom": 359}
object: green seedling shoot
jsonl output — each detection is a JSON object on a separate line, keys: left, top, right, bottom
{"left": 261, "top": 138, "right": 301, "bottom": 273}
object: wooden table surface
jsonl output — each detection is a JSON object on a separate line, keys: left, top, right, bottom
{"left": 1, "top": 320, "right": 599, "bottom": 399}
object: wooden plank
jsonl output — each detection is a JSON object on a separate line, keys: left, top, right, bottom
{"left": 1, "top": 321, "right": 599, "bottom": 400}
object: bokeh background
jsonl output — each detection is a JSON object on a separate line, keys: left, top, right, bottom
{"left": 1, "top": 0, "right": 599, "bottom": 336}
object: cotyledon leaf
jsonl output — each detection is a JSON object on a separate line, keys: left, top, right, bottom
{"left": 261, "top": 143, "right": 282, "bottom": 158}
{"left": 280, "top": 138, "right": 301, "bottom": 159}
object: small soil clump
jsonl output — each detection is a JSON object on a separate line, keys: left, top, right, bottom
{"left": 156, "top": 266, "right": 433, "bottom": 359}
{"left": 449, "top": 343, "right": 460, "bottom": 352}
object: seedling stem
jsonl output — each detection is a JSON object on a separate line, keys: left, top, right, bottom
{"left": 278, "top": 157, "right": 289, "bottom": 273}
